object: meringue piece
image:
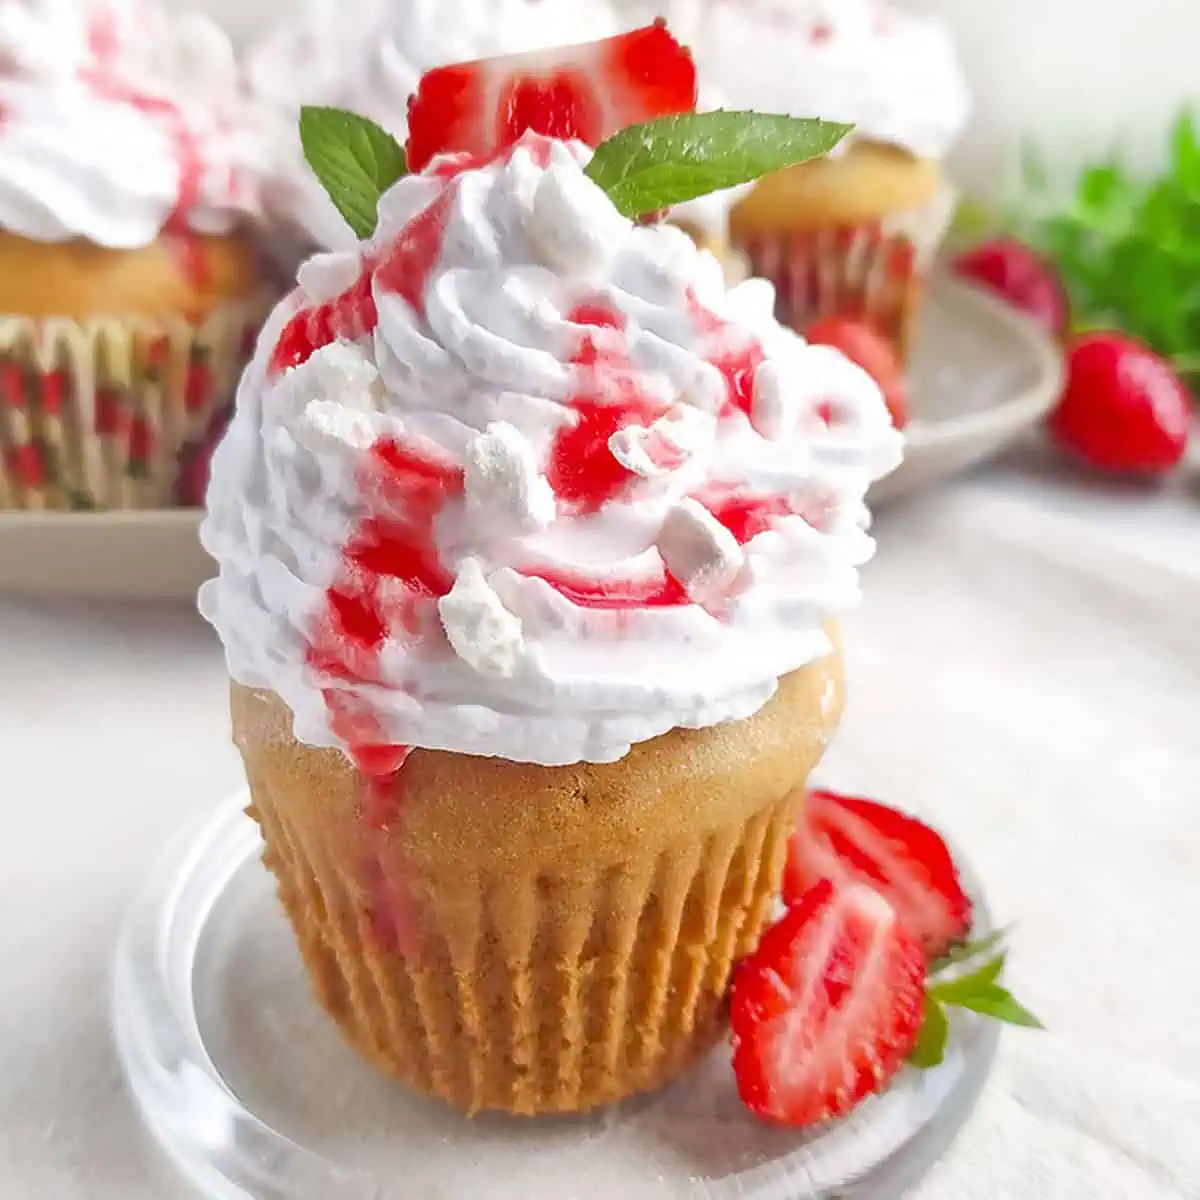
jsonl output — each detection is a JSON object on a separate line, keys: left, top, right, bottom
{"left": 750, "top": 359, "right": 793, "bottom": 440}
{"left": 657, "top": 498, "right": 745, "bottom": 604}
{"left": 297, "top": 252, "right": 364, "bottom": 304}
{"left": 530, "top": 163, "right": 628, "bottom": 275}
{"left": 438, "top": 559, "right": 524, "bottom": 678}
{"left": 609, "top": 407, "right": 714, "bottom": 478}
{"left": 295, "top": 398, "right": 383, "bottom": 454}
{"left": 464, "top": 421, "right": 557, "bottom": 531}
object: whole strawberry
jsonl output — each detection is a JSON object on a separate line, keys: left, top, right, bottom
{"left": 805, "top": 316, "right": 908, "bottom": 430}
{"left": 953, "top": 238, "right": 1069, "bottom": 339}
{"left": 1051, "top": 332, "right": 1190, "bottom": 474}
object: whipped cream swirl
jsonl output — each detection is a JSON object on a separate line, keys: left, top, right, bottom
{"left": 200, "top": 134, "right": 901, "bottom": 767}
{"left": 699, "top": 0, "right": 970, "bottom": 161}
{"left": 246, "top": 0, "right": 623, "bottom": 251}
{"left": 0, "top": 0, "right": 260, "bottom": 247}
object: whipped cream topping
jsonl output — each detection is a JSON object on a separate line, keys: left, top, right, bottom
{"left": 0, "top": 0, "right": 260, "bottom": 247}
{"left": 697, "top": 0, "right": 970, "bottom": 161}
{"left": 200, "top": 134, "right": 901, "bottom": 768}
{"left": 246, "top": 0, "right": 624, "bottom": 251}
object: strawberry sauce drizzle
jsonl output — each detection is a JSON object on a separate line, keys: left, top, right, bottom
{"left": 685, "top": 287, "right": 765, "bottom": 420}
{"left": 296, "top": 150, "right": 465, "bottom": 955}
{"left": 547, "top": 302, "right": 665, "bottom": 514}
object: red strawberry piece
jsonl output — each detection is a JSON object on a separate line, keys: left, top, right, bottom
{"left": 731, "top": 879, "right": 925, "bottom": 1127}
{"left": 953, "top": 238, "right": 1069, "bottom": 339}
{"left": 405, "top": 22, "right": 696, "bottom": 173}
{"left": 1049, "top": 332, "right": 1190, "bottom": 474}
{"left": 784, "top": 790, "right": 972, "bottom": 960}
{"left": 806, "top": 316, "right": 908, "bottom": 429}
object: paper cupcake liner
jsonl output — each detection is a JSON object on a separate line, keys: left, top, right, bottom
{"left": 734, "top": 184, "right": 957, "bottom": 362}
{"left": 0, "top": 299, "right": 269, "bottom": 511}
{"left": 249, "top": 776, "right": 798, "bottom": 1116}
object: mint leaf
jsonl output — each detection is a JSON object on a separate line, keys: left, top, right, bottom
{"left": 586, "top": 111, "right": 851, "bottom": 219}
{"left": 929, "top": 954, "right": 1007, "bottom": 1003}
{"left": 1012, "top": 108, "right": 1200, "bottom": 399}
{"left": 942, "top": 984, "right": 1045, "bottom": 1030}
{"left": 931, "top": 928, "right": 1008, "bottom": 974}
{"left": 299, "top": 106, "right": 408, "bottom": 240}
{"left": 1172, "top": 111, "right": 1200, "bottom": 197}
{"left": 908, "top": 997, "right": 949, "bottom": 1069}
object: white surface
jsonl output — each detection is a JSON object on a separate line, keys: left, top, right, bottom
{"left": 1, "top": 440, "right": 1198, "bottom": 1199}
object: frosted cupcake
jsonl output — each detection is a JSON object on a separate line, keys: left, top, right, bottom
{"left": 201, "top": 24, "right": 901, "bottom": 1115}
{"left": 0, "top": 0, "right": 267, "bottom": 511}
{"left": 702, "top": 0, "right": 970, "bottom": 359}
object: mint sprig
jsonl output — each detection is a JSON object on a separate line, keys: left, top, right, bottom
{"left": 299, "top": 107, "right": 849, "bottom": 241}
{"left": 299, "top": 107, "right": 408, "bottom": 240}
{"left": 584, "top": 112, "right": 851, "bottom": 218}
{"left": 1013, "top": 108, "right": 1200, "bottom": 388}
{"left": 907, "top": 949, "right": 1044, "bottom": 1069}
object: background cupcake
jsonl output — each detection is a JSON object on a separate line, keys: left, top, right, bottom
{"left": 0, "top": 0, "right": 268, "bottom": 512}
{"left": 700, "top": 0, "right": 970, "bottom": 359}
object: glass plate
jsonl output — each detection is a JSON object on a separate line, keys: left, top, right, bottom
{"left": 113, "top": 790, "right": 998, "bottom": 1200}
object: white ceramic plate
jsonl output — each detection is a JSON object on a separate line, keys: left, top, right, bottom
{"left": 0, "top": 276, "right": 1063, "bottom": 600}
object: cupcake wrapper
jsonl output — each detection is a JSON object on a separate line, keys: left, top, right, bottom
{"left": 0, "top": 299, "right": 269, "bottom": 511}
{"left": 248, "top": 771, "right": 800, "bottom": 1116}
{"left": 735, "top": 183, "right": 957, "bottom": 361}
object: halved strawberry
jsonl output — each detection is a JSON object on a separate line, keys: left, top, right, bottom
{"left": 731, "top": 879, "right": 925, "bottom": 1127}
{"left": 405, "top": 22, "right": 696, "bottom": 173}
{"left": 784, "top": 791, "right": 972, "bottom": 960}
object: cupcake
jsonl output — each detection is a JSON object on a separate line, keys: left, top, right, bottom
{"left": 0, "top": 0, "right": 268, "bottom": 511}
{"left": 201, "top": 24, "right": 901, "bottom": 1116}
{"left": 701, "top": 0, "right": 970, "bottom": 359}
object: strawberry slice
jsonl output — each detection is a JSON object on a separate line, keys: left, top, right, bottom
{"left": 405, "top": 22, "right": 696, "bottom": 173}
{"left": 784, "top": 790, "right": 972, "bottom": 960}
{"left": 731, "top": 879, "right": 925, "bottom": 1127}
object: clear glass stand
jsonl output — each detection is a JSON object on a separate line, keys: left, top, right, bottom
{"left": 113, "top": 791, "right": 998, "bottom": 1199}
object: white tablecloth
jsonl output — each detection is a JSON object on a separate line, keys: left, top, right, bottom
{"left": 3, "top": 441, "right": 1198, "bottom": 1200}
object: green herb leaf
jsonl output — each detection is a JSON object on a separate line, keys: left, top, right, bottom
{"left": 1013, "top": 107, "right": 1200, "bottom": 397}
{"left": 299, "top": 106, "right": 408, "bottom": 240}
{"left": 942, "top": 984, "right": 1045, "bottom": 1030}
{"left": 908, "top": 997, "right": 949, "bottom": 1069}
{"left": 1172, "top": 110, "right": 1200, "bottom": 197}
{"left": 931, "top": 928, "right": 1008, "bottom": 974}
{"left": 927, "top": 951, "right": 1045, "bottom": 1030}
{"left": 929, "top": 954, "right": 1007, "bottom": 1003}
{"left": 586, "top": 111, "right": 851, "bottom": 219}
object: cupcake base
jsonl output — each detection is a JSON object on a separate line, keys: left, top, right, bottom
{"left": 114, "top": 786, "right": 1001, "bottom": 1198}
{"left": 250, "top": 774, "right": 796, "bottom": 1115}
{"left": 230, "top": 653, "right": 844, "bottom": 1117}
